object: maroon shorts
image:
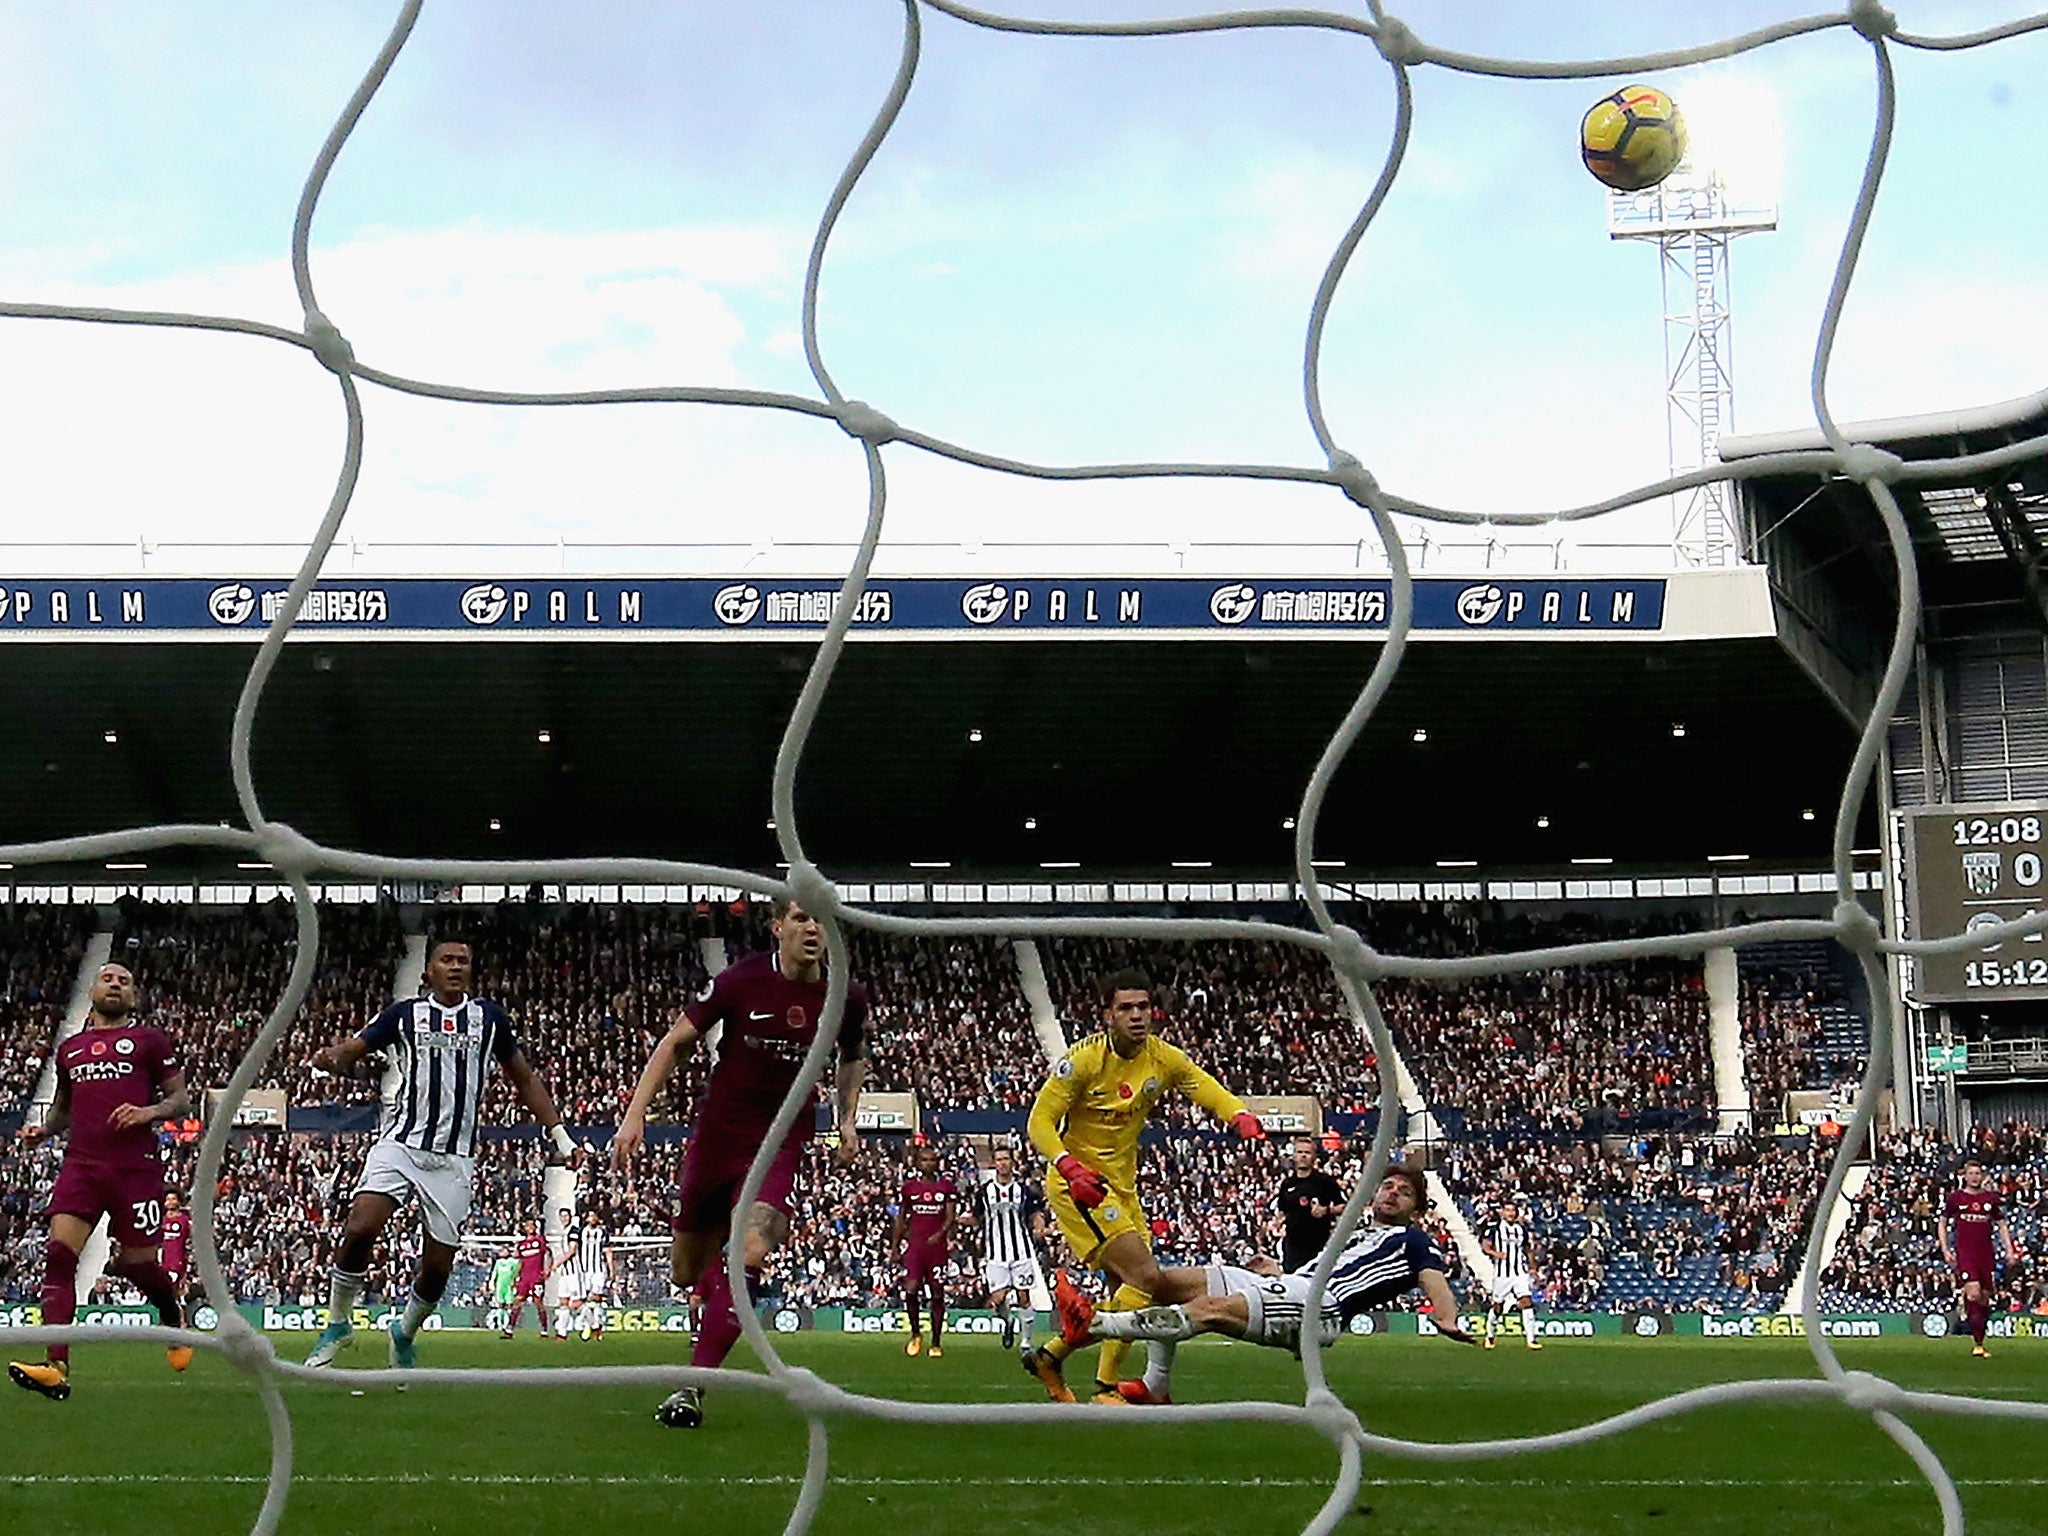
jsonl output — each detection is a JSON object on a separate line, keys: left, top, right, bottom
{"left": 673, "top": 1133, "right": 804, "bottom": 1234}
{"left": 514, "top": 1274, "right": 545, "bottom": 1301}
{"left": 45, "top": 1157, "right": 167, "bottom": 1247}
{"left": 1956, "top": 1259, "right": 1995, "bottom": 1287}
{"left": 906, "top": 1245, "right": 946, "bottom": 1288}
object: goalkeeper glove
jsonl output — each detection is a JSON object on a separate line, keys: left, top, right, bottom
{"left": 1231, "top": 1111, "right": 1267, "bottom": 1141}
{"left": 1055, "top": 1154, "right": 1107, "bottom": 1209}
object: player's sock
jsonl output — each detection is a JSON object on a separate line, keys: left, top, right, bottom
{"left": 1040, "top": 1333, "right": 1074, "bottom": 1362}
{"left": 1097, "top": 1284, "right": 1149, "bottom": 1381}
{"left": 326, "top": 1266, "right": 366, "bottom": 1327}
{"left": 1966, "top": 1296, "right": 1990, "bottom": 1344}
{"left": 690, "top": 1265, "right": 761, "bottom": 1370}
{"left": 399, "top": 1288, "right": 436, "bottom": 1342}
{"left": 1142, "top": 1338, "right": 1177, "bottom": 1399}
{"left": 1016, "top": 1304, "right": 1036, "bottom": 1349}
{"left": 112, "top": 1257, "right": 183, "bottom": 1329}
{"left": 930, "top": 1284, "right": 946, "bottom": 1349}
{"left": 906, "top": 1285, "right": 923, "bottom": 1343}
{"left": 40, "top": 1240, "right": 79, "bottom": 1368}
{"left": 1094, "top": 1305, "right": 1196, "bottom": 1343}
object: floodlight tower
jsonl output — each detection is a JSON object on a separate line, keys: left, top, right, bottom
{"left": 1608, "top": 136, "right": 1778, "bottom": 568}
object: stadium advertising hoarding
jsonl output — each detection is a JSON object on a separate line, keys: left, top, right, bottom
{"left": 21, "top": 1304, "right": 2048, "bottom": 1338}
{"left": 1902, "top": 802, "right": 2048, "bottom": 1003}
{"left": 0, "top": 571, "right": 1773, "bottom": 642}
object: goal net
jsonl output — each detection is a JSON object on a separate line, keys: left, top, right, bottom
{"left": 5, "top": 5, "right": 2048, "bottom": 1535}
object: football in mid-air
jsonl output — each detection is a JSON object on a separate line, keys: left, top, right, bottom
{"left": 1580, "top": 84, "right": 1687, "bottom": 191}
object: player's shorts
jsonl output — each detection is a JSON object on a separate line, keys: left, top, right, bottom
{"left": 1045, "top": 1178, "right": 1147, "bottom": 1270}
{"left": 674, "top": 1132, "right": 805, "bottom": 1233}
{"left": 353, "top": 1140, "right": 475, "bottom": 1246}
{"left": 45, "top": 1156, "right": 167, "bottom": 1247}
{"left": 1211, "top": 1264, "right": 1342, "bottom": 1352}
{"left": 906, "top": 1245, "right": 947, "bottom": 1288}
{"left": 1955, "top": 1259, "right": 1995, "bottom": 1288}
{"left": 493, "top": 1277, "right": 517, "bottom": 1305}
{"left": 983, "top": 1257, "right": 1042, "bottom": 1293}
{"left": 1489, "top": 1272, "right": 1534, "bottom": 1307}
{"left": 514, "top": 1272, "right": 545, "bottom": 1301}
{"left": 551, "top": 1269, "right": 584, "bottom": 1305}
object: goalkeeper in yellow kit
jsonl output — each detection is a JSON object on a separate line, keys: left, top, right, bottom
{"left": 1022, "top": 966, "right": 1266, "bottom": 1405}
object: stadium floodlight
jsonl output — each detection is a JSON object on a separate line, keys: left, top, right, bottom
{"left": 237, "top": 862, "right": 273, "bottom": 871}
{"left": 1281, "top": 816, "right": 1296, "bottom": 829}
{"left": 1310, "top": 859, "right": 1345, "bottom": 868}
{"left": 1708, "top": 852, "right": 1750, "bottom": 863}
{"left": 536, "top": 729, "right": 551, "bottom": 744}
{"left": 1607, "top": 76, "right": 1779, "bottom": 569}
{"left": 488, "top": 818, "right": 502, "bottom": 832}
{"left": 909, "top": 861, "right": 951, "bottom": 869}
{"left": 966, "top": 727, "right": 983, "bottom": 743}
{"left": 1023, "top": 817, "right": 1037, "bottom": 830}
{"left": 1436, "top": 859, "right": 1478, "bottom": 869}
{"left": 1171, "top": 860, "right": 1212, "bottom": 869}
{"left": 1535, "top": 815, "right": 1551, "bottom": 829}
{"left": 1802, "top": 809, "right": 1817, "bottom": 821}
{"left": 106, "top": 861, "right": 146, "bottom": 871}
{"left": 1572, "top": 857, "right": 1614, "bottom": 866}
{"left": 1410, "top": 727, "right": 1428, "bottom": 743}
{"left": 1040, "top": 860, "right": 1080, "bottom": 869}
{"left": 1671, "top": 722, "right": 1687, "bottom": 737}
{"left": 102, "top": 730, "right": 118, "bottom": 744}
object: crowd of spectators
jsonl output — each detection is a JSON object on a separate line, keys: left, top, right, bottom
{"left": 1446, "top": 1131, "right": 1830, "bottom": 1311}
{"left": 0, "top": 905, "right": 93, "bottom": 1117}
{"left": 24, "top": 893, "right": 2022, "bottom": 1327}
{"left": 109, "top": 899, "right": 405, "bottom": 1109}
{"left": 1820, "top": 1121, "right": 2048, "bottom": 1313}
{"left": 1737, "top": 942, "right": 1868, "bottom": 1125}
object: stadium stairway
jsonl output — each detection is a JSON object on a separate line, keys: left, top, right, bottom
{"left": 1012, "top": 940, "right": 1070, "bottom": 1062}
{"left": 1425, "top": 1171, "right": 1493, "bottom": 1288}
{"left": 394, "top": 932, "right": 427, "bottom": 1000}
{"left": 1781, "top": 1162, "right": 1869, "bottom": 1316}
{"left": 1706, "top": 946, "right": 1751, "bottom": 1133}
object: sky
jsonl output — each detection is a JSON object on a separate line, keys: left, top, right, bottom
{"left": 0, "top": 0, "right": 2043, "bottom": 575}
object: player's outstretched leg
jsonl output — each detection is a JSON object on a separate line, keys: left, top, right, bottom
{"left": 1022, "top": 1272, "right": 1081, "bottom": 1403}
{"left": 1118, "top": 1339, "right": 1174, "bottom": 1405}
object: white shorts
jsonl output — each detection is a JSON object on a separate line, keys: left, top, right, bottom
{"left": 354, "top": 1140, "right": 474, "bottom": 1247}
{"left": 983, "top": 1257, "right": 1041, "bottom": 1294}
{"left": 1211, "top": 1264, "right": 1341, "bottom": 1352}
{"left": 551, "top": 1269, "right": 584, "bottom": 1304}
{"left": 1489, "top": 1273, "right": 1534, "bottom": 1307}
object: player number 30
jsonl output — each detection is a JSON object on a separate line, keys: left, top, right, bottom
{"left": 1952, "top": 815, "right": 2043, "bottom": 848}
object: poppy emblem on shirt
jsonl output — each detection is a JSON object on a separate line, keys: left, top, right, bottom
{"left": 1119, "top": 1083, "right": 1133, "bottom": 1099}
{"left": 90, "top": 1040, "right": 107, "bottom": 1057}
{"left": 440, "top": 1013, "right": 460, "bottom": 1033}
{"left": 788, "top": 1005, "right": 808, "bottom": 1030}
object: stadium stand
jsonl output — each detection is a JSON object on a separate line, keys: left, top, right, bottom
{"left": 0, "top": 904, "right": 93, "bottom": 1117}
{"left": 1737, "top": 939, "right": 1871, "bottom": 1126}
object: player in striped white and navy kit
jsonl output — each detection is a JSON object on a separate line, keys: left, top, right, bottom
{"left": 1054, "top": 1166, "right": 1474, "bottom": 1402}
{"left": 1481, "top": 1200, "right": 1542, "bottom": 1351}
{"left": 976, "top": 1146, "right": 1049, "bottom": 1351}
{"left": 567, "top": 1210, "right": 613, "bottom": 1341}
{"left": 303, "top": 938, "right": 576, "bottom": 1370}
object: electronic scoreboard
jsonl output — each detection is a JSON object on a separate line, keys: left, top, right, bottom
{"left": 1903, "top": 802, "right": 2048, "bottom": 1002}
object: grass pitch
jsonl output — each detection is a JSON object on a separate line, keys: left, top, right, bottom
{"left": 2, "top": 1330, "right": 2043, "bottom": 1536}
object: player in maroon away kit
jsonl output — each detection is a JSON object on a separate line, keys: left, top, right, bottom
{"left": 613, "top": 897, "right": 869, "bottom": 1428}
{"left": 501, "top": 1218, "right": 550, "bottom": 1339}
{"left": 895, "top": 1141, "right": 959, "bottom": 1358}
{"left": 9, "top": 963, "right": 193, "bottom": 1400}
{"left": 160, "top": 1190, "right": 193, "bottom": 1312}
{"left": 1941, "top": 1157, "right": 2022, "bottom": 1358}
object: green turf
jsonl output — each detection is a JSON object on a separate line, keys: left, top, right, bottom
{"left": 2, "top": 1331, "right": 2044, "bottom": 1535}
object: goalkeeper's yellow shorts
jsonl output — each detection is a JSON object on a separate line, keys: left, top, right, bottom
{"left": 1045, "top": 1179, "right": 1148, "bottom": 1269}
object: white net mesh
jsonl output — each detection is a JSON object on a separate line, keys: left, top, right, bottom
{"left": 6, "top": 3, "right": 2048, "bottom": 1533}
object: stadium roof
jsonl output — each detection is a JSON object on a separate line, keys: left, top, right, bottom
{"left": 0, "top": 629, "right": 1866, "bottom": 881}
{"left": 1723, "top": 385, "right": 2048, "bottom": 655}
